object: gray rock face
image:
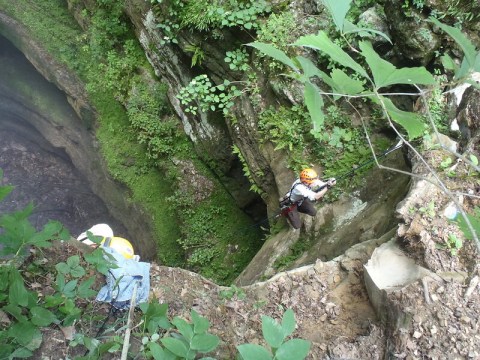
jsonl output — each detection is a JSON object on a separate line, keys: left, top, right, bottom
{"left": 456, "top": 86, "right": 480, "bottom": 151}
{"left": 0, "top": 13, "right": 158, "bottom": 259}
{"left": 384, "top": 0, "right": 441, "bottom": 64}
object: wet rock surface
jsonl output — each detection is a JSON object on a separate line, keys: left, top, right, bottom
{"left": 0, "top": 34, "right": 127, "bottom": 239}
{"left": 0, "top": 117, "right": 127, "bottom": 238}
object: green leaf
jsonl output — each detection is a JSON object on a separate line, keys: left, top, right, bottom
{"left": 30, "top": 306, "right": 57, "bottom": 327}
{"left": 295, "top": 32, "right": 368, "bottom": 78}
{"left": 149, "top": 342, "right": 166, "bottom": 360}
{"left": 9, "top": 321, "right": 42, "bottom": 349}
{"left": 304, "top": 82, "right": 325, "bottom": 132}
{"left": 9, "top": 347, "right": 33, "bottom": 359}
{"left": 322, "top": 0, "right": 352, "bottom": 32}
{"left": 262, "top": 316, "right": 284, "bottom": 349}
{"left": 343, "top": 20, "right": 392, "bottom": 44}
{"left": 67, "top": 255, "right": 80, "bottom": 268}
{"left": 375, "top": 96, "right": 425, "bottom": 139}
{"left": 281, "top": 309, "right": 296, "bottom": 337}
{"left": 9, "top": 269, "right": 28, "bottom": 307}
{"left": 0, "top": 185, "right": 14, "bottom": 201}
{"left": 295, "top": 56, "right": 336, "bottom": 89}
{"left": 469, "top": 154, "right": 479, "bottom": 166}
{"left": 3, "top": 304, "right": 27, "bottom": 322}
{"left": 70, "top": 265, "right": 86, "bottom": 278}
{"left": 63, "top": 280, "right": 78, "bottom": 298}
{"left": 237, "top": 344, "right": 272, "bottom": 360}
{"left": 191, "top": 309, "right": 210, "bottom": 334}
{"left": 56, "top": 262, "right": 70, "bottom": 275}
{"left": 456, "top": 207, "right": 480, "bottom": 240}
{"left": 77, "top": 277, "right": 97, "bottom": 298}
{"left": 172, "top": 317, "right": 194, "bottom": 341}
{"left": 161, "top": 337, "right": 189, "bottom": 358}
{"left": 474, "top": 52, "right": 480, "bottom": 72}
{"left": 359, "top": 41, "right": 436, "bottom": 89}
{"left": 330, "top": 68, "right": 364, "bottom": 94}
{"left": 430, "top": 17, "right": 477, "bottom": 69}
{"left": 441, "top": 54, "right": 458, "bottom": 71}
{"left": 247, "top": 42, "right": 299, "bottom": 72}
{"left": 275, "top": 339, "right": 311, "bottom": 360}
{"left": 191, "top": 333, "right": 220, "bottom": 352}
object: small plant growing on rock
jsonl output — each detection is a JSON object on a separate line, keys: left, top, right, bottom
{"left": 236, "top": 308, "right": 311, "bottom": 360}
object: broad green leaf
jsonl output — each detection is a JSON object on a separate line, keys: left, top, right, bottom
{"left": 149, "top": 342, "right": 166, "bottom": 360}
{"left": 172, "top": 317, "right": 194, "bottom": 341}
{"left": 0, "top": 185, "right": 13, "bottom": 201}
{"left": 375, "top": 96, "right": 425, "bottom": 139}
{"left": 474, "top": 52, "right": 480, "bottom": 72}
{"left": 56, "top": 262, "right": 70, "bottom": 275}
{"left": 3, "top": 304, "right": 27, "bottom": 322}
{"left": 9, "top": 347, "right": 33, "bottom": 359}
{"left": 67, "top": 255, "right": 80, "bottom": 268}
{"left": 8, "top": 321, "right": 42, "bottom": 349}
{"left": 456, "top": 207, "right": 480, "bottom": 240}
{"left": 30, "top": 306, "right": 57, "bottom": 327}
{"left": 191, "top": 333, "right": 220, "bottom": 352}
{"left": 161, "top": 337, "right": 189, "bottom": 358}
{"left": 77, "top": 277, "right": 97, "bottom": 298}
{"left": 359, "top": 41, "right": 436, "bottom": 89}
{"left": 237, "top": 344, "right": 273, "bottom": 360}
{"left": 70, "top": 265, "right": 86, "bottom": 278}
{"left": 343, "top": 20, "right": 392, "bottom": 44}
{"left": 262, "top": 316, "right": 284, "bottom": 349}
{"left": 322, "top": 0, "right": 352, "bottom": 33}
{"left": 296, "top": 56, "right": 336, "bottom": 89}
{"left": 470, "top": 154, "right": 479, "bottom": 166}
{"left": 304, "top": 82, "right": 325, "bottom": 132}
{"left": 63, "top": 279, "right": 78, "bottom": 298}
{"left": 295, "top": 32, "right": 368, "bottom": 78}
{"left": 247, "top": 42, "right": 299, "bottom": 72}
{"left": 191, "top": 309, "right": 210, "bottom": 334}
{"left": 331, "top": 68, "right": 364, "bottom": 94}
{"left": 275, "top": 339, "right": 311, "bottom": 360}
{"left": 441, "top": 54, "right": 457, "bottom": 71}
{"left": 9, "top": 269, "right": 28, "bottom": 307}
{"left": 430, "top": 17, "right": 476, "bottom": 68}
{"left": 281, "top": 309, "right": 296, "bottom": 337}
{"left": 0, "top": 345, "right": 14, "bottom": 360}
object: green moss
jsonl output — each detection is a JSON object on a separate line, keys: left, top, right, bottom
{"left": 0, "top": 0, "right": 262, "bottom": 283}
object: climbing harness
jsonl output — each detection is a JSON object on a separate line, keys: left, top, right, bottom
{"left": 278, "top": 140, "right": 404, "bottom": 217}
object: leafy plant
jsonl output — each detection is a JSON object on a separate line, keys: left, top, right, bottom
{"left": 445, "top": 233, "right": 463, "bottom": 255}
{"left": 456, "top": 207, "right": 480, "bottom": 241}
{"left": 225, "top": 48, "right": 250, "bottom": 72}
{"left": 177, "top": 74, "right": 243, "bottom": 114}
{"left": 138, "top": 304, "right": 220, "bottom": 360}
{"left": 219, "top": 285, "right": 246, "bottom": 300}
{"left": 419, "top": 201, "right": 436, "bottom": 218}
{"left": 236, "top": 309, "right": 311, "bottom": 360}
{"left": 185, "top": 43, "right": 205, "bottom": 67}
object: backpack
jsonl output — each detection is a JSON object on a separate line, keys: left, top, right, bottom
{"left": 279, "top": 182, "right": 301, "bottom": 210}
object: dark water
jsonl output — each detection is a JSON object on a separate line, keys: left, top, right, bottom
{"left": 0, "top": 35, "right": 128, "bottom": 240}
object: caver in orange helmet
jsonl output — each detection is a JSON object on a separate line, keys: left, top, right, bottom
{"left": 299, "top": 168, "right": 318, "bottom": 185}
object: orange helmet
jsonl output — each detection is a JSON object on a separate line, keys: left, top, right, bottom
{"left": 300, "top": 168, "right": 318, "bottom": 185}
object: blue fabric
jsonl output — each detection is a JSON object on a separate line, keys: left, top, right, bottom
{"left": 96, "top": 247, "right": 150, "bottom": 309}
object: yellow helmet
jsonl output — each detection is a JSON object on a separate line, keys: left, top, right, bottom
{"left": 101, "top": 237, "right": 135, "bottom": 259}
{"left": 300, "top": 168, "right": 318, "bottom": 185}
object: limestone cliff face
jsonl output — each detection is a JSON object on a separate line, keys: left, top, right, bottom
{"left": 124, "top": 0, "right": 275, "bottom": 210}
{"left": 0, "top": 12, "right": 158, "bottom": 259}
